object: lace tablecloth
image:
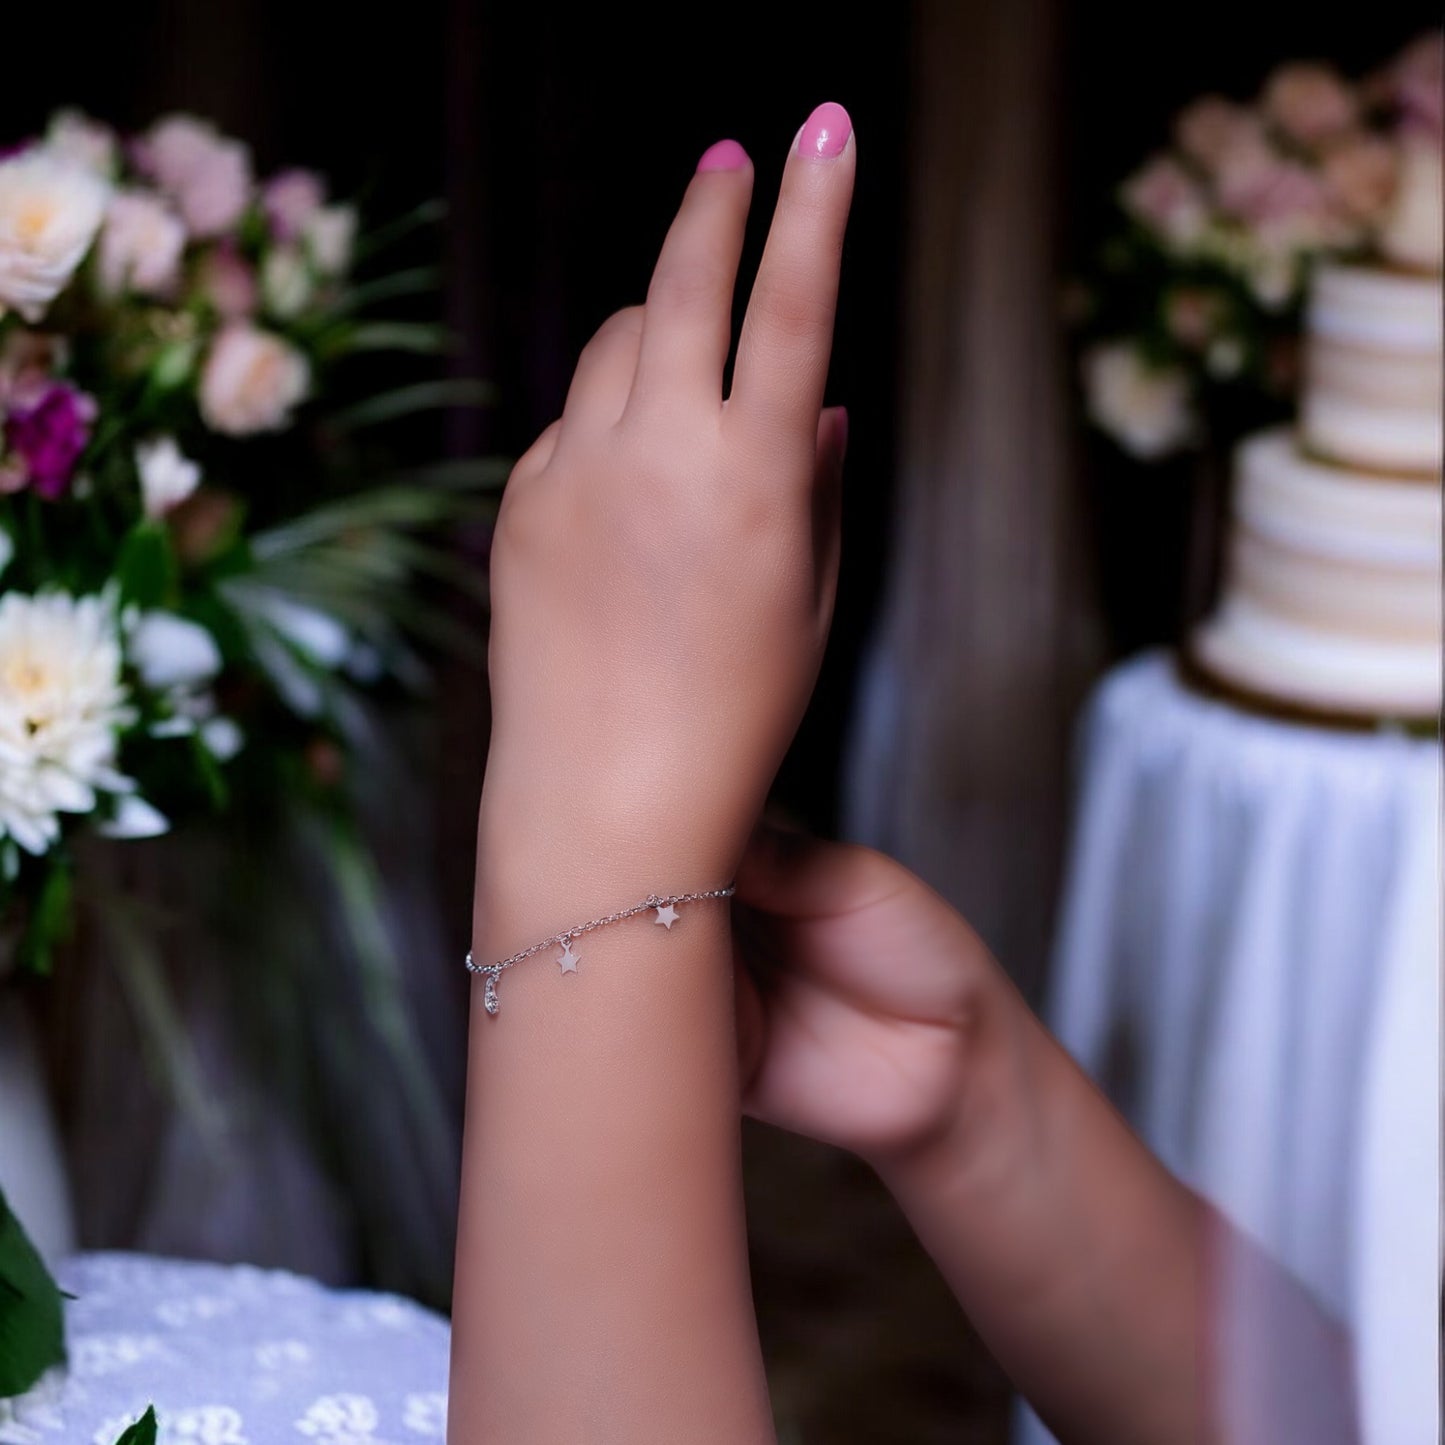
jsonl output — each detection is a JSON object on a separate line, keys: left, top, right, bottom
{"left": 0, "top": 1254, "right": 450, "bottom": 1445}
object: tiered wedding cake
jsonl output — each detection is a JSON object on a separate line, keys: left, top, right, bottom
{"left": 1191, "top": 160, "right": 1443, "bottom": 722}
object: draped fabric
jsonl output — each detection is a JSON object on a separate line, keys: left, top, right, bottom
{"left": 1023, "top": 653, "right": 1440, "bottom": 1445}
{"left": 841, "top": 0, "right": 1102, "bottom": 1003}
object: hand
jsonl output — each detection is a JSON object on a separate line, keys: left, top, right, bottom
{"left": 732, "top": 815, "right": 1007, "bottom": 1171}
{"left": 478, "top": 109, "right": 856, "bottom": 894}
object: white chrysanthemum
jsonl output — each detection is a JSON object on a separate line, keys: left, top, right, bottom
{"left": 0, "top": 151, "right": 109, "bottom": 321}
{"left": 0, "top": 591, "right": 137, "bottom": 854}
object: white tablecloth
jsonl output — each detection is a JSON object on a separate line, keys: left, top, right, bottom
{"left": 0, "top": 1254, "right": 450, "bottom": 1444}
{"left": 1020, "top": 653, "right": 1439, "bottom": 1445}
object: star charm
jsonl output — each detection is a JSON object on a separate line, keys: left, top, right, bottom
{"left": 653, "top": 903, "right": 680, "bottom": 930}
{"left": 557, "top": 940, "right": 579, "bottom": 974}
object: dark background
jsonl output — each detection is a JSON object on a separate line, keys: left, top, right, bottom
{"left": 6, "top": 4, "right": 1430, "bottom": 1440}
{"left": 4, "top": 1, "right": 1427, "bottom": 832}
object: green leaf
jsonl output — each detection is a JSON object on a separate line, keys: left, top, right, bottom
{"left": 331, "top": 379, "right": 495, "bottom": 431}
{"left": 352, "top": 197, "right": 447, "bottom": 261}
{"left": 336, "top": 267, "right": 444, "bottom": 313}
{"left": 112, "top": 1405, "right": 159, "bottom": 1444}
{"left": 0, "top": 1188, "right": 66, "bottom": 1398}
{"left": 336, "top": 322, "right": 456, "bottom": 356}
{"left": 116, "top": 522, "right": 178, "bottom": 610}
{"left": 18, "top": 856, "right": 73, "bottom": 977}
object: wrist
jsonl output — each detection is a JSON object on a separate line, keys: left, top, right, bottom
{"left": 870, "top": 957, "right": 1051, "bottom": 1222}
{"left": 473, "top": 757, "right": 744, "bottom": 946}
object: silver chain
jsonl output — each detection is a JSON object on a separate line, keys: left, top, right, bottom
{"left": 465, "top": 884, "right": 735, "bottom": 1016}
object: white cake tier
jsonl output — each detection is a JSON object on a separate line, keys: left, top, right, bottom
{"left": 1191, "top": 429, "right": 1443, "bottom": 719}
{"left": 1301, "top": 264, "right": 1443, "bottom": 475}
{"left": 1193, "top": 599, "right": 1442, "bottom": 718}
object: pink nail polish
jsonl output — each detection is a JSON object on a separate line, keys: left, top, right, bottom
{"left": 836, "top": 406, "right": 850, "bottom": 459}
{"left": 796, "top": 102, "right": 851, "bottom": 160}
{"left": 696, "top": 139, "right": 750, "bottom": 174}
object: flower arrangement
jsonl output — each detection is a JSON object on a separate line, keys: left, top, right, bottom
{"left": 0, "top": 109, "right": 499, "bottom": 972}
{"left": 1074, "top": 33, "right": 1442, "bottom": 459}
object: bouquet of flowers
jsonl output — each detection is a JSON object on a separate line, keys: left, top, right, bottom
{"left": 1074, "top": 32, "right": 1442, "bottom": 460}
{"left": 0, "top": 109, "right": 500, "bottom": 1309}
{"left": 0, "top": 109, "right": 499, "bottom": 971}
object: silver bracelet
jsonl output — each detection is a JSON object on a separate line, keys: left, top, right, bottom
{"left": 465, "top": 884, "right": 736, "bottom": 1016}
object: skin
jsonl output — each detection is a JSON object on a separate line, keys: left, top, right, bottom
{"left": 449, "top": 109, "right": 854, "bottom": 1445}
{"left": 449, "top": 104, "right": 1357, "bottom": 1445}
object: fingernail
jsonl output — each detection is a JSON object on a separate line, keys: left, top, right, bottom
{"left": 796, "top": 102, "right": 851, "bottom": 160}
{"left": 697, "top": 138, "right": 750, "bottom": 174}
{"left": 836, "top": 406, "right": 849, "bottom": 461}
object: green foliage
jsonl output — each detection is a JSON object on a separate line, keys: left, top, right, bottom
{"left": 112, "top": 1406, "right": 159, "bottom": 1444}
{"left": 0, "top": 1190, "right": 66, "bottom": 1398}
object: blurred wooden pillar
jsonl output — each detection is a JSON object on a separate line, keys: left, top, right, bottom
{"left": 843, "top": 0, "right": 1102, "bottom": 1004}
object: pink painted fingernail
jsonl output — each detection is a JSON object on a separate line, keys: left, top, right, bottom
{"left": 796, "top": 102, "right": 851, "bottom": 160}
{"left": 696, "top": 139, "right": 750, "bottom": 174}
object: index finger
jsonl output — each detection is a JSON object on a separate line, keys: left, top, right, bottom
{"left": 728, "top": 102, "right": 855, "bottom": 438}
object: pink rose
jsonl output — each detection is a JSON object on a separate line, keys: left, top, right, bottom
{"left": 1121, "top": 155, "right": 1207, "bottom": 245}
{"left": 196, "top": 245, "right": 258, "bottom": 320}
{"left": 1175, "top": 97, "right": 1262, "bottom": 171}
{"left": 1321, "top": 135, "right": 1399, "bottom": 219}
{"left": 98, "top": 189, "right": 187, "bottom": 297}
{"left": 135, "top": 115, "right": 252, "bottom": 238}
{"left": 1261, "top": 63, "right": 1357, "bottom": 147}
{"left": 263, "top": 169, "right": 325, "bottom": 242}
{"left": 1391, "top": 33, "right": 1444, "bottom": 138}
{"left": 198, "top": 323, "right": 310, "bottom": 435}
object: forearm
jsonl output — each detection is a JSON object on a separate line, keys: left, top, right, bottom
{"left": 447, "top": 770, "right": 773, "bottom": 1444}
{"left": 880, "top": 968, "right": 1204, "bottom": 1445}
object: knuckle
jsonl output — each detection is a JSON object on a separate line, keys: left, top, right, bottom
{"left": 648, "top": 254, "right": 726, "bottom": 312}
{"left": 746, "top": 268, "right": 833, "bottom": 344}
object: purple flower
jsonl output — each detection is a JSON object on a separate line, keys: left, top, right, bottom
{"left": 4, "top": 382, "right": 97, "bottom": 500}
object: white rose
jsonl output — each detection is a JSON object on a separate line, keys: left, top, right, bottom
{"left": 0, "top": 151, "right": 109, "bottom": 321}
{"left": 136, "top": 115, "right": 252, "bottom": 238}
{"left": 98, "top": 189, "right": 187, "bottom": 298}
{"left": 198, "top": 323, "right": 310, "bottom": 435}
{"left": 135, "top": 436, "right": 201, "bottom": 519}
{"left": 45, "top": 110, "right": 118, "bottom": 178}
{"left": 199, "top": 715, "right": 243, "bottom": 760}
{"left": 128, "top": 612, "right": 222, "bottom": 690}
{"left": 303, "top": 204, "right": 356, "bottom": 275}
{"left": 261, "top": 245, "right": 313, "bottom": 318}
{"left": 1082, "top": 343, "right": 1195, "bottom": 460}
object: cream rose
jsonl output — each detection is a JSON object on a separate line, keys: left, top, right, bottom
{"left": 45, "top": 110, "right": 119, "bottom": 178}
{"left": 198, "top": 323, "right": 310, "bottom": 435}
{"left": 1380, "top": 140, "right": 1443, "bottom": 270}
{"left": 303, "top": 204, "right": 356, "bottom": 275}
{"left": 98, "top": 189, "right": 187, "bottom": 298}
{"left": 1082, "top": 343, "right": 1195, "bottom": 460}
{"left": 0, "top": 151, "right": 109, "bottom": 321}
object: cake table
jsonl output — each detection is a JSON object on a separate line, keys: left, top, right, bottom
{"left": 1017, "top": 651, "right": 1439, "bottom": 1445}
